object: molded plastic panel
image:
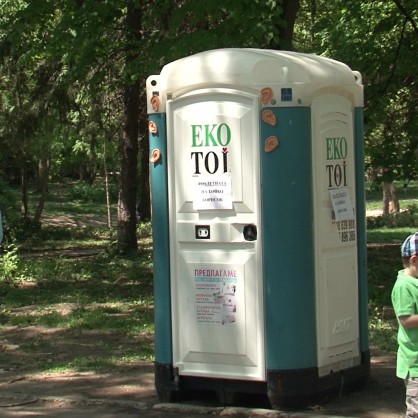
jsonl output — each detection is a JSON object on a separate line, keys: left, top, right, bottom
{"left": 311, "top": 94, "right": 360, "bottom": 376}
{"left": 167, "top": 90, "right": 265, "bottom": 381}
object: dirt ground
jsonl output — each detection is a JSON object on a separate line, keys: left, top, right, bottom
{"left": 0, "top": 299, "right": 406, "bottom": 416}
{"left": 0, "top": 209, "right": 406, "bottom": 416}
{"left": 0, "top": 348, "right": 406, "bottom": 417}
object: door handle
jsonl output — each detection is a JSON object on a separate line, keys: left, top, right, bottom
{"left": 243, "top": 224, "right": 257, "bottom": 241}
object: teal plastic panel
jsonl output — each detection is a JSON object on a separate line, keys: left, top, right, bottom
{"left": 149, "top": 114, "right": 172, "bottom": 363}
{"left": 261, "top": 107, "right": 317, "bottom": 370}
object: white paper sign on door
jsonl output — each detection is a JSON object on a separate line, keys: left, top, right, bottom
{"left": 329, "top": 187, "right": 354, "bottom": 221}
{"left": 192, "top": 176, "right": 233, "bottom": 210}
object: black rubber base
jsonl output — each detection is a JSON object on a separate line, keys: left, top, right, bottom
{"left": 267, "top": 350, "right": 371, "bottom": 408}
{"left": 155, "top": 350, "right": 370, "bottom": 409}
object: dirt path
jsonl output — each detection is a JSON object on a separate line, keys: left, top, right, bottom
{"left": 4, "top": 210, "right": 401, "bottom": 416}
{"left": 0, "top": 352, "right": 405, "bottom": 417}
{"left": 41, "top": 213, "right": 115, "bottom": 228}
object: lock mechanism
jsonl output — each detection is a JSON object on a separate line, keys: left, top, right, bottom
{"left": 243, "top": 224, "right": 257, "bottom": 241}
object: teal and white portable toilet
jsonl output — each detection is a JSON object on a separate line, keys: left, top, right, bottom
{"left": 146, "top": 48, "right": 369, "bottom": 408}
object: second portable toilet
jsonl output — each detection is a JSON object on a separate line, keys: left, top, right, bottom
{"left": 147, "top": 48, "right": 370, "bottom": 408}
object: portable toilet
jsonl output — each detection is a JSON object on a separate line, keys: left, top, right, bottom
{"left": 146, "top": 48, "right": 369, "bottom": 408}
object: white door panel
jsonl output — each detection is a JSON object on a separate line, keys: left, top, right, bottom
{"left": 167, "top": 89, "right": 265, "bottom": 381}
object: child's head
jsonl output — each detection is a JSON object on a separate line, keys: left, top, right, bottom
{"left": 401, "top": 232, "right": 418, "bottom": 268}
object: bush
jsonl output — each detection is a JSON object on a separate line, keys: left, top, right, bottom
{"left": 0, "top": 178, "right": 24, "bottom": 243}
{"left": 0, "top": 243, "right": 20, "bottom": 285}
{"left": 0, "top": 178, "right": 16, "bottom": 212}
{"left": 137, "top": 221, "right": 152, "bottom": 239}
{"left": 69, "top": 181, "right": 118, "bottom": 203}
{"left": 8, "top": 216, "right": 42, "bottom": 242}
{"left": 367, "top": 205, "right": 418, "bottom": 229}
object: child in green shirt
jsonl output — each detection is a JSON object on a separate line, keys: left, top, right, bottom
{"left": 392, "top": 232, "right": 418, "bottom": 418}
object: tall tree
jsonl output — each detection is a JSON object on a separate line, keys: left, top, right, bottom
{"left": 117, "top": 1, "right": 142, "bottom": 252}
{"left": 294, "top": 0, "right": 418, "bottom": 213}
{"left": 0, "top": 0, "right": 137, "bottom": 247}
{"left": 1, "top": 0, "right": 302, "bottom": 252}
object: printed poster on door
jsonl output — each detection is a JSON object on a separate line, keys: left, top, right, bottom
{"left": 193, "top": 266, "right": 238, "bottom": 325}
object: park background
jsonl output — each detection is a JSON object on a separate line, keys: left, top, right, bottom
{"left": 0, "top": 0, "right": 417, "bottom": 383}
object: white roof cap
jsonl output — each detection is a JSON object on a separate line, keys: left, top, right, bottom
{"left": 146, "top": 48, "right": 363, "bottom": 113}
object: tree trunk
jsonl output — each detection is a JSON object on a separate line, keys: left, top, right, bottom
{"left": 138, "top": 101, "right": 150, "bottom": 221}
{"left": 138, "top": 138, "right": 150, "bottom": 221}
{"left": 390, "top": 183, "right": 400, "bottom": 213}
{"left": 278, "top": 0, "right": 301, "bottom": 50}
{"left": 310, "top": 0, "right": 317, "bottom": 45}
{"left": 103, "top": 134, "right": 113, "bottom": 229}
{"left": 21, "top": 166, "right": 29, "bottom": 217}
{"left": 33, "top": 155, "right": 50, "bottom": 224}
{"left": 117, "top": 2, "right": 142, "bottom": 253}
{"left": 382, "top": 181, "right": 391, "bottom": 215}
{"left": 382, "top": 181, "right": 400, "bottom": 215}
{"left": 118, "top": 80, "right": 140, "bottom": 252}
{"left": 37, "top": 156, "right": 48, "bottom": 193}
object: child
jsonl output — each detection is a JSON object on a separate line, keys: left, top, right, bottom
{"left": 392, "top": 232, "right": 418, "bottom": 418}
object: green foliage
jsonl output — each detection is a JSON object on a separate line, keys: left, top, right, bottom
{"left": 368, "top": 247, "right": 399, "bottom": 307}
{"left": 294, "top": 0, "right": 418, "bottom": 182}
{"left": 367, "top": 227, "right": 415, "bottom": 245}
{"left": 138, "top": 0, "right": 299, "bottom": 96}
{"left": 0, "top": 243, "right": 20, "bottom": 285}
{"left": 365, "top": 181, "right": 418, "bottom": 352}
{"left": 367, "top": 205, "right": 418, "bottom": 229}
{"left": 0, "top": 180, "right": 21, "bottom": 241}
{"left": 0, "top": 177, "right": 16, "bottom": 211}
{"left": 7, "top": 217, "right": 40, "bottom": 242}
{"left": 368, "top": 305, "right": 398, "bottom": 353}
{"left": 0, "top": 242, "right": 155, "bottom": 372}
{"left": 367, "top": 237, "right": 401, "bottom": 353}
{"left": 137, "top": 221, "right": 152, "bottom": 240}
{"left": 147, "top": 0, "right": 285, "bottom": 64}
{"left": 3, "top": 0, "right": 370, "bottom": 253}
{"left": 69, "top": 181, "right": 118, "bottom": 204}
{"left": 6, "top": 303, "right": 153, "bottom": 334}
{"left": 1, "top": 0, "right": 417, "bottom": 358}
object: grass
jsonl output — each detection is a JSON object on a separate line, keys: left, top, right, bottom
{"left": 0, "top": 248, "right": 155, "bottom": 373}
{"left": 367, "top": 227, "right": 414, "bottom": 244}
{"left": 365, "top": 181, "right": 418, "bottom": 211}
{"left": 0, "top": 180, "right": 154, "bottom": 373}
{"left": 19, "top": 225, "right": 114, "bottom": 251}
{"left": 368, "top": 307, "right": 398, "bottom": 353}
{"left": 367, "top": 243, "right": 400, "bottom": 353}
{"left": 364, "top": 181, "right": 418, "bottom": 353}
{"left": 1, "top": 179, "right": 418, "bottom": 373}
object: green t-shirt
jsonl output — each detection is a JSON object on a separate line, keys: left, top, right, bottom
{"left": 391, "top": 269, "right": 418, "bottom": 378}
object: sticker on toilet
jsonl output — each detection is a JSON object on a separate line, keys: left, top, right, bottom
{"left": 193, "top": 267, "right": 238, "bottom": 325}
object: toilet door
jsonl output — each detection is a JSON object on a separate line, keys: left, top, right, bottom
{"left": 312, "top": 93, "right": 360, "bottom": 376}
{"left": 167, "top": 89, "right": 265, "bottom": 381}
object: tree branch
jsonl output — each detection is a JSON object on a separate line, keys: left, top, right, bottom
{"left": 278, "top": 0, "right": 301, "bottom": 50}
{"left": 381, "top": 18, "right": 407, "bottom": 96}
{"left": 392, "top": 0, "right": 418, "bottom": 36}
